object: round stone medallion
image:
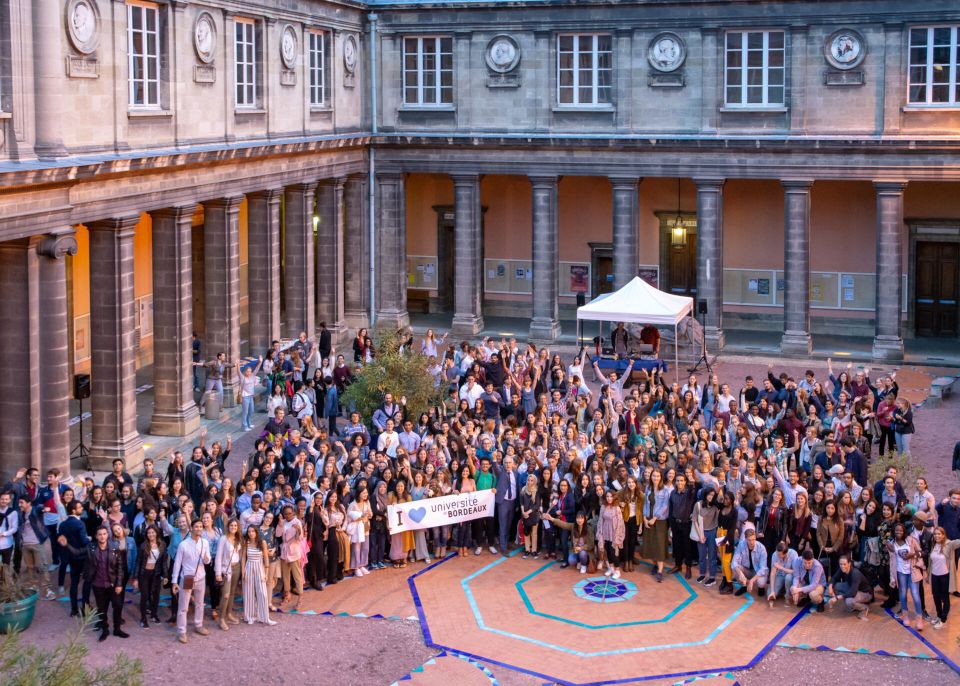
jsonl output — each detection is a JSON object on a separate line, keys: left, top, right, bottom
{"left": 573, "top": 576, "right": 638, "bottom": 603}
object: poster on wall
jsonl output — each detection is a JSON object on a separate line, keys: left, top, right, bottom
{"left": 569, "top": 265, "right": 589, "bottom": 293}
{"left": 638, "top": 267, "right": 659, "bottom": 288}
{"left": 757, "top": 278, "right": 770, "bottom": 296}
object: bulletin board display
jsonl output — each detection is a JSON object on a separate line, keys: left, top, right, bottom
{"left": 484, "top": 259, "right": 532, "bottom": 294}
{"left": 407, "top": 255, "right": 439, "bottom": 290}
{"left": 723, "top": 269, "right": 777, "bottom": 306}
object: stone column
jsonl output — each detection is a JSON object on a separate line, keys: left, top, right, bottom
{"left": 37, "top": 231, "right": 78, "bottom": 475}
{"left": 149, "top": 206, "right": 200, "bottom": 436}
{"left": 781, "top": 180, "right": 813, "bottom": 355}
{"left": 529, "top": 175, "right": 560, "bottom": 343}
{"left": 695, "top": 178, "right": 725, "bottom": 350}
{"left": 316, "top": 178, "right": 348, "bottom": 342}
{"left": 451, "top": 173, "right": 484, "bottom": 336}
{"left": 0, "top": 238, "right": 42, "bottom": 480}
{"left": 343, "top": 174, "right": 369, "bottom": 328}
{"left": 611, "top": 177, "right": 640, "bottom": 290}
{"left": 88, "top": 216, "right": 144, "bottom": 470}
{"left": 375, "top": 173, "right": 410, "bottom": 330}
{"left": 203, "top": 197, "right": 243, "bottom": 406}
{"left": 872, "top": 182, "right": 907, "bottom": 361}
{"left": 32, "top": 0, "right": 66, "bottom": 158}
{"left": 283, "top": 183, "right": 317, "bottom": 339}
{"left": 247, "top": 189, "right": 282, "bottom": 353}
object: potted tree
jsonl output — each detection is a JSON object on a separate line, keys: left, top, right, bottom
{"left": 0, "top": 570, "right": 39, "bottom": 634}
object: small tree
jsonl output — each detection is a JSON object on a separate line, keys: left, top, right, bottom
{"left": 867, "top": 451, "right": 926, "bottom": 490}
{"left": 343, "top": 329, "right": 444, "bottom": 422}
{"left": 0, "top": 610, "right": 143, "bottom": 686}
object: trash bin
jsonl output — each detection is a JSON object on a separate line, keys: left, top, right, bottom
{"left": 204, "top": 391, "right": 221, "bottom": 420}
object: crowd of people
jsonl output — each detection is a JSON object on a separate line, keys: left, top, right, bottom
{"left": 1, "top": 323, "right": 958, "bottom": 646}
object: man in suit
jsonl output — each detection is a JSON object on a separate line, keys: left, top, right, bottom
{"left": 56, "top": 500, "right": 90, "bottom": 616}
{"left": 493, "top": 455, "right": 520, "bottom": 555}
{"left": 840, "top": 438, "right": 868, "bottom": 487}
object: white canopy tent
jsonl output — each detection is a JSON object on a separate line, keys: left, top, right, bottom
{"left": 576, "top": 276, "right": 694, "bottom": 382}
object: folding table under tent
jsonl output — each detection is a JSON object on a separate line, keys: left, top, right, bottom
{"left": 576, "top": 276, "right": 694, "bottom": 383}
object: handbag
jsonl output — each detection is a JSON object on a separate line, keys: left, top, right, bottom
{"left": 182, "top": 539, "right": 206, "bottom": 591}
{"left": 689, "top": 512, "right": 703, "bottom": 543}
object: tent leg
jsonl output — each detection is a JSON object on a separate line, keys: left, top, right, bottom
{"left": 674, "top": 325, "right": 680, "bottom": 386}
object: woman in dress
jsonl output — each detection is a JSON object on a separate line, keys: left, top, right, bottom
{"left": 642, "top": 468, "right": 672, "bottom": 582}
{"left": 347, "top": 487, "right": 372, "bottom": 576}
{"left": 454, "top": 464, "right": 476, "bottom": 558}
{"left": 388, "top": 480, "right": 415, "bottom": 567}
{"left": 258, "top": 511, "right": 281, "bottom": 612}
{"left": 214, "top": 518, "right": 243, "bottom": 631}
{"left": 241, "top": 525, "right": 277, "bottom": 626}
{"left": 519, "top": 474, "right": 542, "bottom": 559}
{"left": 410, "top": 471, "right": 432, "bottom": 563}
{"left": 597, "top": 490, "right": 626, "bottom": 579}
{"left": 322, "top": 491, "right": 347, "bottom": 584}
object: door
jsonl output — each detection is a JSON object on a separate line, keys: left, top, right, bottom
{"left": 434, "top": 207, "right": 455, "bottom": 311}
{"left": 915, "top": 241, "right": 959, "bottom": 337}
{"left": 668, "top": 231, "right": 697, "bottom": 296}
{"left": 589, "top": 243, "right": 614, "bottom": 297}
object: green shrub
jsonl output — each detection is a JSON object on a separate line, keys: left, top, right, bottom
{"left": 867, "top": 451, "right": 925, "bottom": 490}
{"left": 342, "top": 329, "right": 444, "bottom": 423}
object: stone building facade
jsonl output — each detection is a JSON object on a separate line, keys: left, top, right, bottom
{"left": 0, "top": 0, "right": 958, "bottom": 481}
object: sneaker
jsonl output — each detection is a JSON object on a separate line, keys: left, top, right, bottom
{"left": 703, "top": 578, "right": 716, "bottom": 587}
{"left": 533, "top": 553, "right": 540, "bottom": 559}
{"left": 266, "top": 619, "right": 278, "bottom": 626}
{"left": 894, "top": 611, "right": 904, "bottom": 621}
{"left": 604, "top": 566, "right": 613, "bottom": 577}
{"left": 932, "top": 618, "right": 944, "bottom": 630}
{"left": 113, "top": 629, "right": 130, "bottom": 638}
{"left": 474, "top": 547, "right": 482, "bottom": 556}
{"left": 489, "top": 546, "right": 498, "bottom": 555}
{"left": 734, "top": 587, "right": 747, "bottom": 597}
{"left": 696, "top": 575, "right": 705, "bottom": 583}
{"left": 424, "top": 558, "right": 432, "bottom": 564}
{"left": 613, "top": 569, "right": 621, "bottom": 580}
{"left": 579, "top": 565, "right": 587, "bottom": 574}
{"left": 816, "top": 603, "right": 825, "bottom": 613}
{"left": 177, "top": 633, "right": 188, "bottom": 644}
{"left": 194, "top": 626, "right": 210, "bottom": 636}
{"left": 521, "top": 553, "right": 529, "bottom": 559}
{"left": 58, "top": 586, "right": 65, "bottom": 595}
{"left": 858, "top": 608, "right": 870, "bottom": 621}
{"left": 45, "top": 590, "right": 57, "bottom": 600}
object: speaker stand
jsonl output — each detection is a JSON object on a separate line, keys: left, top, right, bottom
{"left": 70, "top": 396, "right": 92, "bottom": 471}
{"left": 687, "top": 315, "right": 713, "bottom": 375}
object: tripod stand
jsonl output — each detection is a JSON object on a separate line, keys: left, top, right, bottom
{"left": 688, "top": 302, "right": 713, "bottom": 374}
{"left": 71, "top": 396, "right": 92, "bottom": 471}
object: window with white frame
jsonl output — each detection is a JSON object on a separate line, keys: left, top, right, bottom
{"left": 557, "top": 34, "right": 612, "bottom": 106}
{"left": 309, "top": 30, "right": 331, "bottom": 107}
{"left": 127, "top": 1, "right": 160, "bottom": 107}
{"left": 724, "top": 30, "right": 785, "bottom": 107}
{"left": 235, "top": 19, "right": 258, "bottom": 107}
{"left": 909, "top": 26, "right": 959, "bottom": 105}
{"left": 402, "top": 37, "right": 453, "bottom": 106}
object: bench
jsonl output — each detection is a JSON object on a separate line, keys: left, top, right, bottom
{"left": 928, "top": 375, "right": 960, "bottom": 407}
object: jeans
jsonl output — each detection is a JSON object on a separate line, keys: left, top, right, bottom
{"left": 200, "top": 378, "right": 223, "bottom": 408}
{"left": 770, "top": 571, "right": 793, "bottom": 599}
{"left": 894, "top": 432, "right": 912, "bottom": 455}
{"left": 698, "top": 528, "right": 718, "bottom": 578}
{"left": 241, "top": 395, "right": 255, "bottom": 429}
{"left": 568, "top": 550, "right": 590, "bottom": 567}
{"left": 139, "top": 567, "right": 162, "bottom": 621}
{"left": 897, "top": 571, "right": 922, "bottom": 616}
{"left": 352, "top": 540, "right": 370, "bottom": 569}
{"left": 65, "top": 554, "right": 86, "bottom": 614}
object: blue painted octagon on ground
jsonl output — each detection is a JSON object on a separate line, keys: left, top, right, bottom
{"left": 516, "top": 561, "right": 697, "bottom": 628}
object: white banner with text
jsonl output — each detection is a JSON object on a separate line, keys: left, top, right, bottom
{"left": 387, "top": 489, "right": 495, "bottom": 534}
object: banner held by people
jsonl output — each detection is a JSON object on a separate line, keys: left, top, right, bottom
{"left": 387, "top": 489, "right": 495, "bottom": 534}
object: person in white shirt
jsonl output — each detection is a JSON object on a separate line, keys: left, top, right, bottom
{"left": 0, "top": 492, "right": 19, "bottom": 568}
{"left": 377, "top": 418, "right": 400, "bottom": 458}
{"left": 459, "top": 375, "right": 484, "bottom": 405}
{"left": 172, "top": 518, "right": 212, "bottom": 643}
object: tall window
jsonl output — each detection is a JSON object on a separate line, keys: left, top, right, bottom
{"left": 127, "top": 2, "right": 160, "bottom": 107}
{"left": 309, "top": 31, "right": 331, "bottom": 107}
{"left": 402, "top": 37, "right": 453, "bottom": 106}
{"left": 724, "top": 30, "right": 785, "bottom": 107}
{"left": 909, "top": 26, "right": 959, "bottom": 105}
{"left": 557, "top": 34, "right": 612, "bottom": 107}
{"left": 235, "top": 19, "right": 258, "bottom": 107}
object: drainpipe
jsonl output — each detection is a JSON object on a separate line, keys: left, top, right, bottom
{"left": 367, "top": 13, "right": 379, "bottom": 328}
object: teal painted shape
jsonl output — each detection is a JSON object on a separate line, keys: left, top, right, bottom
{"left": 461, "top": 550, "right": 754, "bottom": 656}
{"left": 515, "top": 561, "right": 697, "bottom": 628}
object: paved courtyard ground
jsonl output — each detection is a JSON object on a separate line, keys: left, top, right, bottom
{"left": 46, "top": 344, "right": 960, "bottom": 685}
